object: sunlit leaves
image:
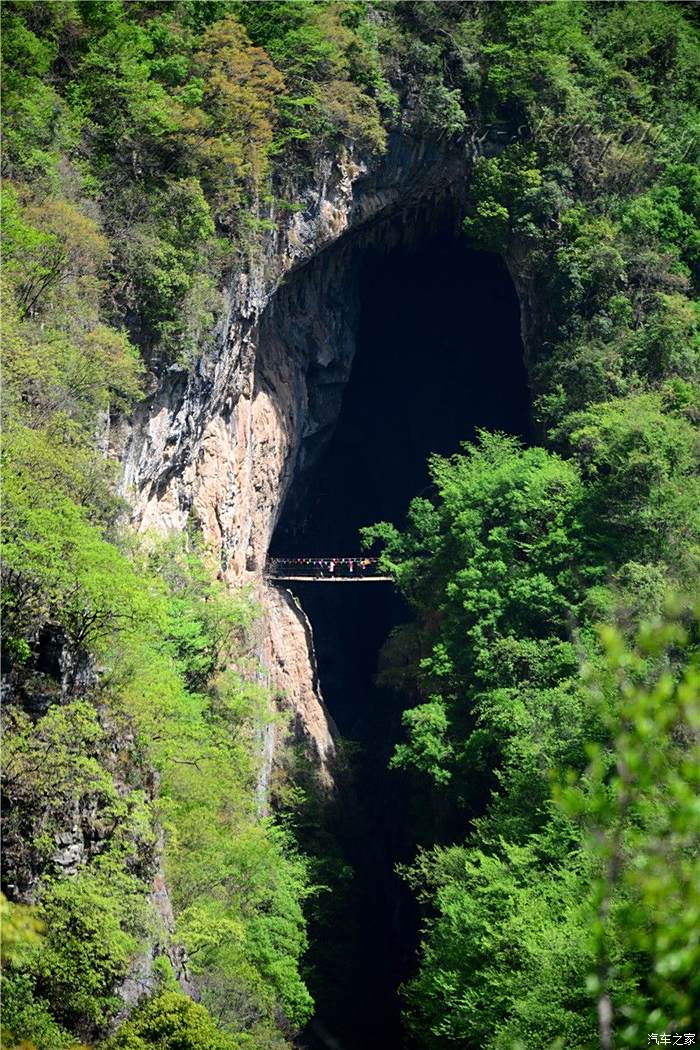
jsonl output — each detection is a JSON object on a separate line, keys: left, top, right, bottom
{"left": 104, "top": 991, "right": 241, "bottom": 1050}
{"left": 558, "top": 611, "right": 700, "bottom": 1038}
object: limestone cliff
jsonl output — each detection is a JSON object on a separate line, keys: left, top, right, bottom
{"left": 117, "top": 133, "right": 472, "bottom": 785}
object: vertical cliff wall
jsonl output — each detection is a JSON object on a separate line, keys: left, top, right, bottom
{"left": 117, "top": 134, "right": 474, "bottom": 784}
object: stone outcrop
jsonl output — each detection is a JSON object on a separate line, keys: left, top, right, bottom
{"left": 261, "top": 584, "right": 337, "bottom": 787}
{"left": 113, "top": 844, "right": 197, "bottom": 1020}
{"left": 116, "top": 132, "right": 473, "bottom": 782}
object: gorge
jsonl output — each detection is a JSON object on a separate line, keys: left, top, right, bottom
{"left": 3, "top": 5, "right": 699, "bottom": 1050}
{"left": 119, "top": 145, "right": 531, "bottom": 1047}
{"left": 119, "top": 133, "right": 533, "bottom": 787}
{"left": 270, "top": 227, "right": 529, "bottom": 1048}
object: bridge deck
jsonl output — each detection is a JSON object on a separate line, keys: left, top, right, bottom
{"left": 266, "top": 575, "right": 393, "bottom": 583}
{"left": 266, "top": 557, "right": 390, "bottom": 583}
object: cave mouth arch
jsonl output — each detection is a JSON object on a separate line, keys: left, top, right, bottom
{"left": 269, "top": 223, "right": 530, "bottom": 559}
{"left": 264, "top": 219, "right": 529, "bottom": 1050}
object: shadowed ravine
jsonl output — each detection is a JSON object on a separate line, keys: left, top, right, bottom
{"left": 271, "top": 229, "right": 530, "bottom": 1049}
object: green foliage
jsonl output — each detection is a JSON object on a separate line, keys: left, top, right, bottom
{"left": 2, "top": 473, "right": 157, "bottom": 650}
{"left": 566, "top": 393, "right": 700, "bottom": 566}
{"left": 0, "top": 7, "right": 78, "bottom": 182}
{"left": 1, "top": 1, "right": 394, "bottom": 361}
{"left": 0, "top": 860, "right": 148, "bottom": 1046}
{"left": 1, "top": 700, "right": 153, "bottom": 890}
{"left": 234, "top": 1, "right": 392, "bottom": 153}
{"left": 400, "top": 609, "right": 699, "bottom": 1049}
{"left": 365, "top": 7, "right": 700, "bottom": 1020}
{"left": 188, "top": 16, "right": 284, "bottom": 194}
{"left": 2, "top": 528, "right": 312, "bottom": 1047}
{"left": 115, "top": 178, "right": 226, "bottom": 360}
{"left": 2, "top": 268, "right": 312, "bottom": 1043}
{"left": 463, "top": 149, "right": 545, "bottom": 251}
{"left": 3, "top": 4, "right": 700, "bottom": 1049}
{"left": 390, "top": 699, "right": 453, "bottom": 784}
{"left": 558, "top": 610, "right": 700, "bottom": 1041}
{"left": 103, "top": 991, "right": 240, "bottom": 1050}
{"left": 1, "top": 185, "right": 110, "bottom": 320}
{"left": 172, "top": 819, "right": 313, "bottom": 1033}
{"left": 32, "top": 866, "right": 149, "bottom": 1031}
{"left": 402, "top": 835, "right": 600, "bottom": 1050}
{"left": 2, "top": 108, "right": 312, "bottom": 1050}
{"left": 1, "top": 523, "right": 312, "bottom": 1047}
{"left": 2, "top": 972, "right": 80, "bottom": 1050}
{"left": 0, "top": 894, "right": 44, "bottom": 967}
{"left": 364, "top": 432, "right": 587, "bottom": 807}
{"left": 131, "top": 549, "right": 314, "bottom": 1035}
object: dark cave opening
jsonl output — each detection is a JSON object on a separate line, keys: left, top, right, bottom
{"left": 271, "top": 228, "right": 529, "bottom": 1050}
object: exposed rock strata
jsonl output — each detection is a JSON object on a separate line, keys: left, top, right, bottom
{"left": 117, "top": 133, "right": 474, "bottom": 780}
{"left": 261, "top": 584, "right": 337, "bottom": 787}
{"left": 114, "top": 845, "right": 197, "bottom": 1019}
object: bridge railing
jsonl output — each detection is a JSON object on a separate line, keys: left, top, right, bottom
{"left": 266, "top": 557, "right": 386, "bottom": 580}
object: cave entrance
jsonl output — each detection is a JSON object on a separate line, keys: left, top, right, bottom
{"left": 270, "top": 225, "right": 529, "bottom": 1050}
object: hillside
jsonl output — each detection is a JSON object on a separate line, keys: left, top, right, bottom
{"left": 1, "top": 4, "right": 699, "bottom": 1049}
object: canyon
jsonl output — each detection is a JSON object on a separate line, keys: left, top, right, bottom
{"left": 115, "top": 131, "right": 530, "bottom": 1048}
{"left": 118, "top": 131, "right": 530, "bottom": 782}
{"left": 5, "top": 8, "right": 696, "bottom": 1045}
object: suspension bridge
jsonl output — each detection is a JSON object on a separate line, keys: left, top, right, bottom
{"left": 266, "top": 557, "right": 392, "bottom": 582}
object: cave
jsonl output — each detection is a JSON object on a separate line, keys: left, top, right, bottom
{"left": 268, "top": 223, "right": 530, "bottom": 1050}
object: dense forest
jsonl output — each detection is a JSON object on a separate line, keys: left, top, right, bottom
{"left": 1, "top": 2, "right": 699, "bottom": 1049}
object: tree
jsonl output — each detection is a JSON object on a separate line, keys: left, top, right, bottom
{"left": 401, "top": 605, "right": 699, "bottom": 1050}
{"left": 363, "top": 432, "right": 586, "bottom": 812}
{"left": 558, "top": 607, "right": 700, "bottom": 1046}
{"left": 1, "top": 188, "right": 109, "bottom": 320}
{"left": 186, "top": 15, "right": 284, "bottom": 213}
{"left": 103, "top": 991, "right": 241, "bottom": 1050}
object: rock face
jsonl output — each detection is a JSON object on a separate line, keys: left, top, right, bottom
{"left": 113, "top": 843, "right": 197, "bottom": 1019}
{"left": 261, "top": 584, "right": 336, "bottom": 785}
{"left": 117, "top": 133, "right": 473, "bottom": 782}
